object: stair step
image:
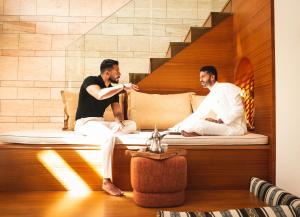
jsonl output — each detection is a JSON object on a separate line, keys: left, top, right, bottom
{"left": 146, "top": 12, "right": 232, "bottom": 74}
{"left": 184, "top": 12, "right": 231, "bottom": 43}
{"left": 184, "top": 27, "right": 210, "bottom": 43}
{"left": 203, "top": 12, "right": 232, "bottom": 27}
{"left": 222, "top": 0, "right": 232, "bottom": 13}
{"left": 166, "top": 42, "right": 190, "bottom": 57}
{"left": 129, "top": 73, "right": 148, "bottom": 84}
{"left": 150, "top": 58, "right": 170, "bottom": 72}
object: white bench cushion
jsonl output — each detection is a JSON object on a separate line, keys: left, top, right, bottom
{"left": 0, "top": 130, "right": 268, "bottom": 146}
{"left": 116, "top": 132, "right": 268, "bottom": 145}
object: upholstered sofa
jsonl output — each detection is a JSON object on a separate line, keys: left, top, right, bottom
{"left": 0, "top": 90, "right": 268, "bottom": 146}
{"left": 58, "top": 90, "right": 268, "bottom": 146}
{"left": 0, "top": 90, "right": 270, "bottom": 192}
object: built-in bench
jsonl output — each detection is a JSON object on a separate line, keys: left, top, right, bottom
{"left": 0, "top": 130, "right": 270, "bottom": 191}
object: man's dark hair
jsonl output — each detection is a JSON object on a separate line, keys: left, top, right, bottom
{"left": 200, "top": 65, "right": 218, "bottom": 81}
{"left": 100, "top": 59, "right": 119, "bottom": 74}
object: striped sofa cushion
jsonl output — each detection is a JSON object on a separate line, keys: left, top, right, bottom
{"left": 158, "top": 205, "right": 297, "bottom": 217}
{"left": 250, "top": 177, "right": 300, "bottom": 216}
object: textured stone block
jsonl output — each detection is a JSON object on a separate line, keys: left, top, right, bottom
{"left": 3, "top": 21, "right": 36, "bottom": 33}
{"left": 18, "top": 57, "right": 51, "bottom": 81}
{"left": 33, "top": 99, "right": 64, "bottom": 116}
{"left": 51, "top": 57, "right": 65, "bottom": 81}
{"left": 102, "top": 0, "right": 129, "bottom": 16}
{"left": 17, "top": 87, "right": 50, "bottom": 99}
{"left": 19, "top": 34, "right": 52, "bottom": 50}
{"left": 133, "top": 24, "right": 151, "bottom": 35}
{"left": 84, "top": 35, "right": 118, "bottom": 51}
{"left": 37, "top": 0, "right": 69, "bottom": 16}
{"left": 20, "top": 15, "right": 52, "bottom": 22}
{"left": 1, "top": 100, "right": 33, "bottom": 116}
{"left": 52, "top": 34, "right": 81, "bottom": 50}
{"left": 70, "top": 0, "right": 102, "bottom": 16}
{"left": 165, "top": 24, "right": 190, "bottom": 36}
{"left": 1, "top": 81, "right": 34, "bottom": 87}
{"left": 0, "top": 87, "right": 17, "bottom": 99}
{"left": 50, "top": 87, "right": 63, "bottom": 99}
{"left": 34, "top": 81, "right": 65, "bottom": 87}
{"left": 118, "top": 36, "right": 150, "bottom": 52}
{"left": 36, "top": 22, "right": 68, "bottom": 34}
{"left": 52, "top": 16, "right": 85, "bottom": 23}
{"left": 0, "top": 15, "right": 19, "bottom": 21}
{"left": 68, "top": 22, "right": 97, "bottom": 35}
{"left": 0, "top": 56, "right": 18, "bottom": 80}
{"left": 33, "top": 122, "right": 62, "bottom": 129}
{"left": 1, "top": 49, "right": 35, "bottom": 56}
{"left": 102, "top": 23, "right": 133, "bottom": 35}
{"left": 0, "top": 34, "right": 19, "bottom": 49}
{"left": 0, "top": 116, "right": 17, "bottom": 123}
{"left": 84, "top": 57, "right": 102, "bottom": 77}
{"left": 115, "top": 1, "right": 134, "bottom": 17}
{"left": 17, "top": 116, "right": 50, "bottom": 123}
{"left": 4, "top": 0, "right": 36, "bottom": 15}
{"left": 118, "top": 58, "right": 150, "bottom": 80}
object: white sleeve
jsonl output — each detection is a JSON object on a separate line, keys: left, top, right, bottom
{"left": 192, "top": 95, "right": 211, "bottom": 119}
{"left": 222, "top": 85, "right": 245, "bottom": 125}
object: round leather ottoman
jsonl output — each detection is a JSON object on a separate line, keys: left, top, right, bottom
{"left": 130, "top": 155, "right": 187, "bottom": 207}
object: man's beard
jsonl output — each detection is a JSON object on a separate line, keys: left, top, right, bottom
{"left": 201, "top": 78, "right": 212, "bottom": 88}
{"left": 109, "top": 77, "right": 119, "bottom": 84}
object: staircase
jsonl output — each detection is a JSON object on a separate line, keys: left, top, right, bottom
{"left": 129, "top": 12, "right": 232, "bottom": 85}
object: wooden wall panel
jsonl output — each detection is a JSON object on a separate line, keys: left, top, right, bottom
{"left": 137, "top": 0, "right": 275, "bottom": 183}
{"left": 232, "top": 0, "right": 275, "bottom": 183}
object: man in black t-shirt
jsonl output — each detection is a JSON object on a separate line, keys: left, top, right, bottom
{"left": 74, "top": 59, "right": 139, "bottom": 196}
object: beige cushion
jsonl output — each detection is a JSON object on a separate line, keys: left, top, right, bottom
{"left": 127, "top": 92, "right": 193, "bottom": 130}
{"left": 191, "top": 94, "right": 217, "bottom": 119}
{"left": 61, "top": 90, "right": 124, "bottom": 130}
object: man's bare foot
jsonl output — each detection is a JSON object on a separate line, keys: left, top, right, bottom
{"left": 102, "top": 180, "right": 124, "bottom": 196}
{"left": 181, "top": 130, "right": 200, "bottom": 137}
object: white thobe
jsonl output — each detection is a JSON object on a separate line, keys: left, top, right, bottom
{"left": 74, "top": 118, "right": 136, "bottom": 179}
{"left": 172, "top": 82, "right": 247, "bottom": 136}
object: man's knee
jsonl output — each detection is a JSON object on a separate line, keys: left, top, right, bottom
{"left": 180, "top": 119, "right": 206, "bottom": 133}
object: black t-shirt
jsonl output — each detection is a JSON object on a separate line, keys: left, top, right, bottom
{"left": 75, "top": 76, "right": 119, "bottom": 120}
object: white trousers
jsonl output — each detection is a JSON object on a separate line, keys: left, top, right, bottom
{"left": 74, "top": 117, "right": 137, "bottom": 179}
{"left": 175, "top": 117, "right": 246, "bottom": 136}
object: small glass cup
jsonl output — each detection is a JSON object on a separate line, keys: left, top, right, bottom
{"left": 138, "top": 146, "right": 147, "bottom": 152}
{"left": 161, "top": 143, "right": 168, "bottom": 153}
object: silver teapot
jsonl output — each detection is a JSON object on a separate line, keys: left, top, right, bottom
{"left": 146, "top": 127, "right": 167, "bottom": 153}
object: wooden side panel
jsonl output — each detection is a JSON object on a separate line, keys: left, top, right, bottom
{"left": 0, "top": 148, "right": 103, "bottom": 191}
{"left": 113, "top": 146, "right": 270, "bottom": 191}
{"left": 186, "top": 148, "right": 269, "bottom": 190}
{"left": 0, "top": 144, "right": 269, "bottom": 191}
{"left": 138, "top": 16, "right": 234, "bottom": 94}
{"left": 232, "top": 0, "right": 275, "bottom": 183}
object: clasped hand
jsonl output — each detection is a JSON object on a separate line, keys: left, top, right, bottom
{"left": 205, "top": 117, "right": 224, "bottom": 124}
{"left": 123, "top": 83, "right": 139, "bottom": 92}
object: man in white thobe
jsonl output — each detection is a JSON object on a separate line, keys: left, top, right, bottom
{"left": 170, "top": 65, "right": 247, "bottom": 137}
{"left": 74, "top": 59, "right": 138, "bottom": 196}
